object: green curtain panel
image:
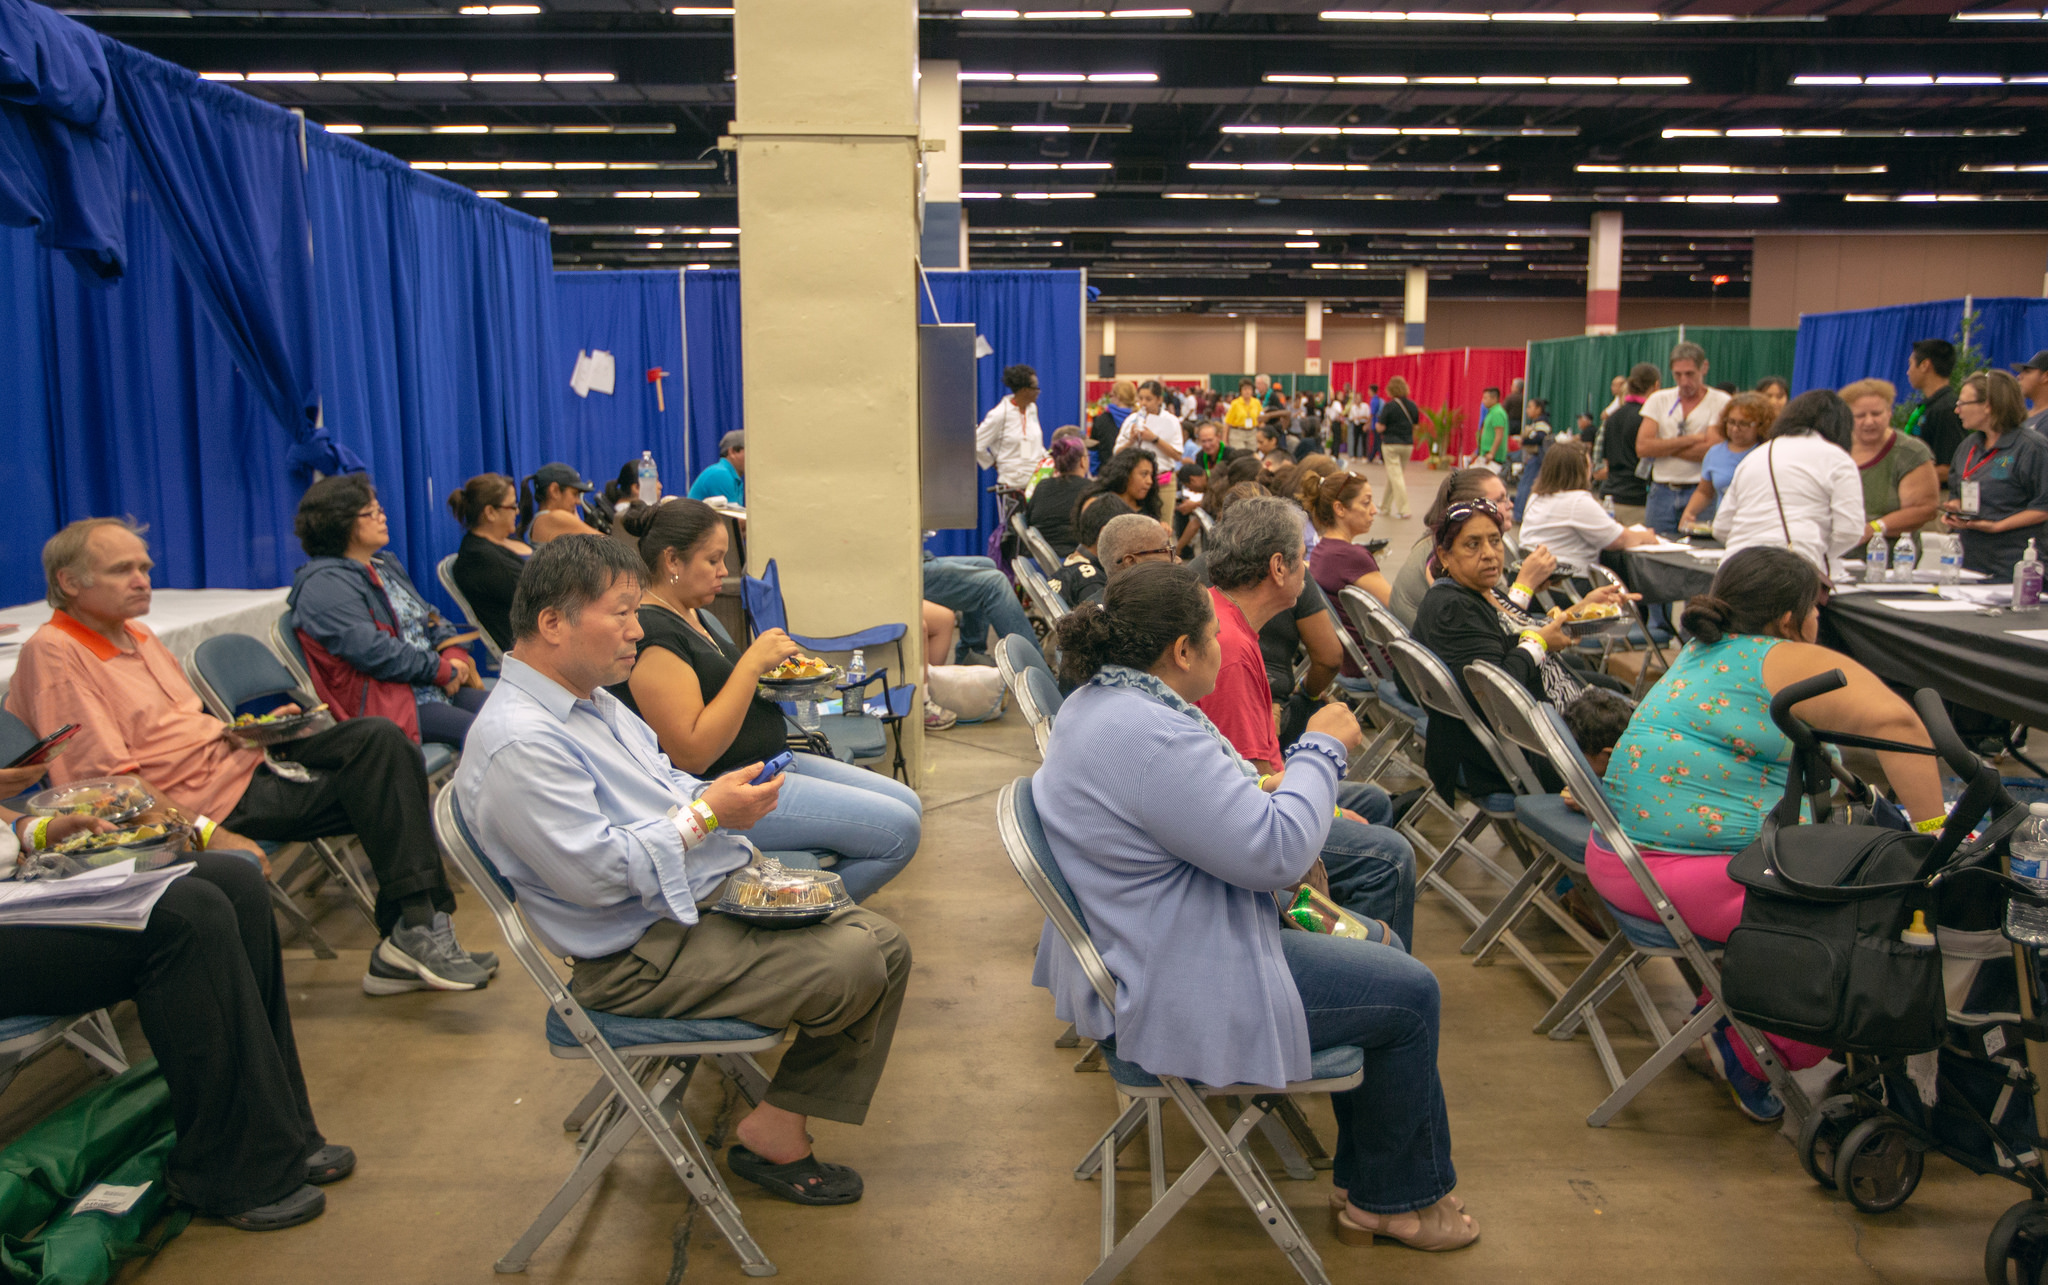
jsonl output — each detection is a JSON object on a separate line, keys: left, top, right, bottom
{"left": 1205, "top": 373, "right": 1329, "bottom": 396}
{"left": 1525, "top": 326, "right": 1796, "bottom": 431}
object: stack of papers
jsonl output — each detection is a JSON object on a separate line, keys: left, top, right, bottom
{"left": 1879, "top": 598, "right": 1987, "bottom": 614}
{"left": 1632, "top": 540, "right": 1696, "bottom": 554}
{"left": 0, "top": 860, "right": 192, "bottom": 931}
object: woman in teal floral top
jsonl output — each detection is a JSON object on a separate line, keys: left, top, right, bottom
{"left": 1586, "top": 547, "right": 1946, "bottom": 1120}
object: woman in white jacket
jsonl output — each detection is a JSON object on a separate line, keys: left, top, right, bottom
{"left": 1713, "top": 389, "right": 1866, "bottom": 579}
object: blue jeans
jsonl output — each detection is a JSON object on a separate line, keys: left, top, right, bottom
{"left": 1322, "top": 782, "right": 1417, "bottom": 951}
{"left": 732, "top": 752, "right": 923, "bottom": 902}
{"left": 1280, "top": 929, "right": 1456, "bottom": 1214}
{"left": 1645, "top": 482, "right": 1695, "bottom": 538}
{"left": 923, "top": 555, "right": 1034, "bottom": 661}
{"left": 416, "top": 686, "right": 491, "bottom": 748}
{"left": 1514, "top": 439, "right": 1545, "bottom": 518}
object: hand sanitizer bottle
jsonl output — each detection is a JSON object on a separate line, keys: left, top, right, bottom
{"left": 2017, "top": 539, "right": 2044, "bottom": 611}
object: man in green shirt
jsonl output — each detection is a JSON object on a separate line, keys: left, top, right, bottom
{"left": 1477, "top": 387, "right": 1510, "bottom": 465}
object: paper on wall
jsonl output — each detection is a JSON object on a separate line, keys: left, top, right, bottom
{"left": 568, "top": 349, "right": 618, "bottom": 398}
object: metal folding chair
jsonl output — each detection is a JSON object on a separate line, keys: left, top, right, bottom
{"left": 997, "top": 777, "right": 1363, "bottom": 1285}
{"left": 1332, "top": 588, "right": 1430, "bottom": 786}
{"left": 437, "top": 553, "right": 504, "bottom": 668}
{"left": 1382, "top": 638, "right": 1601, "bottom": 999}
{"left": 1463, "top": 674, "right": 1813, "bottom": 1129}
{"left": 0, "top": 1012, "right": 127, "bottom": 1096}
{"left": 1586, "top": 563, "right": 1672, "bottom": 699}
{"left": 1024, "top": 524, "right": 1063, "bottom": 574}
{"left": 1015, "top": 556, "right": 1072, "bottom": 627}
{"left": 432, "top": 789, "right": 785, "bottom": 1276}
{"left": 741, "top": 559, "right": 913, "bottom": 782}
{"left": 183, "top": 633, "right": 377, "bottom": 951}
{"left": 269, "top": 609, "right": 458, "bottom": 785}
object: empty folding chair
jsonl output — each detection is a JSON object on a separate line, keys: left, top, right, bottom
{"left": 432, "top": 789, "right": 786, "bottom": 1276}
{"left": 0, "top": 1012, "right": 127, "bottom": 1097}
{"left": 1014, "top": 557, "right": 1072, "bottom": 627}
{"left": 741, "top": 559, "right": 914, "bottom": 782}
{"left": 437, "top": 554, "right": 504, "bottom": 669}
{"left": 1382, "top": 638, "right": 1601, "bottom": 998}
{"left": 996, "top": 778, "right": 1363, "bottom": 1285}
{"left": 1331, "top": 589, "right": 1430, "bottom": 786}
{"left": 1464, "top": 673, "right": 1812, "bottom": 1128}
{"left": 184, "top": 633, "right": 376, "bottom": 950}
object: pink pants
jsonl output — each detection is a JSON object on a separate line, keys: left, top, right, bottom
{"left": 1584, "top": 834, "right": 1829, "bottom": 1080}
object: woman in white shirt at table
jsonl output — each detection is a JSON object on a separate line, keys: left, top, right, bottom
{"left": 1516, "top": 442, "right": 1662, "bottom": 572}
{"left": 1713, "top": 389, "right": 1866, "bottom": 578}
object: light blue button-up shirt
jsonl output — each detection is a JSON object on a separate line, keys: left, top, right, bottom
{"left": 454, "top": 655, "right": 753, "bottom": 959}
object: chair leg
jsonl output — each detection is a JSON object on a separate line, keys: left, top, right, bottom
{"left": 1460, "top": 847, "right": 1559, "bottom": 956}
{"left": 1588, "top": 1002, "right": 1720, "bottom": 1128}
{"left": 708, "top": 1052, "right": 774, "bottom": 1107}
{"left": 1249, "top": 1108, "right": 1317, "bottom": 1181}
{"left": 1075, "top": 1098, "right": 1149, "bottom": 1180}
{"left": 313, "top": 838, "right": 380, "bottom": 931}
{"left": 1535, "top": 936, "right": 1635, "bottom": 1035}
{"left": 60, "top": 1012, "right": 128, "bottom": 1077}
{"left": 1267, "top": 1096, "right": 1332, "bottom": 1169}
{"left": 266, "top": 880, "right": 337, "bottom": 960}
{"left": 1054, "top": 1021, "right": 1083, "bottom": 1049}
{"left": 561, "top": 1077, "right": 614, "bottom": 1133}
{"left": 1074, "top": 1041, "right": 1105, "bottom": 1072}
{"left": 1146, "top": 1099, "right": 1166, "bottom": 1205}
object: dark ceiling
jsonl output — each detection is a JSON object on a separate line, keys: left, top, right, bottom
{"left": 58, "top": 0, "right": 2048, "bottom": 312}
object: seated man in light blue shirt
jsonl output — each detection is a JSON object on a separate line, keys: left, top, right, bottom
{"left": 687, "top": 430, "right": 746, "bottom": 505}
{"left": 454, "top": 536, "right": 909, "bottom": 1207}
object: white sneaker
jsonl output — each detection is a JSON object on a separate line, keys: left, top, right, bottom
{"left": 925, "top": 700, "right": 958, "bottom": 731}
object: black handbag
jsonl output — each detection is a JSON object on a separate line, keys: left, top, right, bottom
{"left": 1721, "top": 760, "right": 2031, "bottom": 1056}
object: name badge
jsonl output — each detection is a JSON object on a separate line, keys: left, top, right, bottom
{"left": 1961, "top": 480, "right": 1982, "bottom": 515}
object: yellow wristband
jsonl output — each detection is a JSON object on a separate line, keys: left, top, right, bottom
{"left": 1517, "top": 628, "right": 1549, "bottom": 655}
{"left": 1870, "top": 519, "right": 1885, "bottom": 538}
{"left": 27, "top": 818, "right": 50, "bottom": 851}
{"left": 690, "top": 798, "right": 719, "bottom": 834}
{"left": 1256, "top": 774, "right": 1271, "bottom": 790}
{"left": 195, "top": 816, "right": 217, "bottom": 850}
{"left": 1914, "top": 814, "right": 1945, "bottom": 834}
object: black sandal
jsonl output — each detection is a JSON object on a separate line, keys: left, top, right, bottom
{"left": 726, "top": 1144, "right": 864, "bottom": 1206}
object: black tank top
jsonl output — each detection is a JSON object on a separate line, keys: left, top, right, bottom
{"left": 608, "top": 605, "right": 788, "bottom": 777}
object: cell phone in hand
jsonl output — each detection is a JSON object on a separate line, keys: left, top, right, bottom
{"left": 6, "top": 723, "right": 77, "bottom": 769}
{"left": 751, "top": 751, "right": 794, "bottom": 785}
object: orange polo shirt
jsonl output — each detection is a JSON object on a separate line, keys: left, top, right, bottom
{"left": 5, "top": 612, "right": 263, "bottom": 820}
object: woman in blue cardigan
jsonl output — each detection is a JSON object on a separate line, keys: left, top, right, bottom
{"left": 1031, "top": 562, "right": 1474, "bottom": 1253}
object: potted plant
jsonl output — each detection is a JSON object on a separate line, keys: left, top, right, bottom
{"left": 1416, "top": 404, "right": 1465, "bottom": 469}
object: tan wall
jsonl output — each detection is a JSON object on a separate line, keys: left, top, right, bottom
{"left": 1750, "top": 234, "right": 2048, "bottom": 329}
{"left": 1088, "top": 299, "right": 1729, "bottom": 376}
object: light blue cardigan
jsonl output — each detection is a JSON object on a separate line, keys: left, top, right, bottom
{"left": 1030, "top": 682, "right": 1344, "bottom": 1089}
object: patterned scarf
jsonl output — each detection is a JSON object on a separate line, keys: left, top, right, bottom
{"left": 1087, "top": 665, "right": 1258, "bottom": 780}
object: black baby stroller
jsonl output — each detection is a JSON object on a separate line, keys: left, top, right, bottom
{"left": 1714, "top": 673, "right": 2048, "bottom": 1285}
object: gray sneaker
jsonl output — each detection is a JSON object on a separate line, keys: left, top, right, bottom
{"left": 375, "top": 914, "right": 491, "bottom": 991}
{"left": 429, "top": 913, "right": 499, "bottom": 978}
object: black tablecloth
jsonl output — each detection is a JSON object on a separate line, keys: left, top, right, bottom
{"left": 1821, "top": 593, "right": 2048, "bottom": 728}
{"left": 1611, "top": 546, "right": 1718, "bottom": 604}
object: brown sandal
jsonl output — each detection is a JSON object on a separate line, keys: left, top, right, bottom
{"left": 1331, "top": 1189, "right": 1463, "bottom": 1214}
{"left": 1332, "top": 1196, "right": 1479, "bottom": 1252}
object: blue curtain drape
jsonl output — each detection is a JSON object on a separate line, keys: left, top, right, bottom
{"left": 102, "top": 41, "right": 355, "bottom": 482}
{"left": 1792, "top": 300, "right": 1963, "bottom": 395}
{"left": 919, "top": 270, "right": 1085, "bottom": 557}
{"left": 306, "top": 125, "right": 559, "bottom": 614}
{"left": 554, "top": 269, "right": 688, "bottom": 497}
{"left": 681, "top": 268, "right": 743, "bottom": 488}
{"left": 0, "top": 0, "right": 124, "bottom": 277}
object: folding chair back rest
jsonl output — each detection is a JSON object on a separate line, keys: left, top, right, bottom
{"left": 1024, "top": 526, "right": 1061, "bottom": 572}
{"left": 0, "top": 711, "right": 41, "bottom": 766}
{"left": 270, "top": 609, "right": 317, "bottom": 693}
{"left": 1461, "top": 664, "right": 1704, "bottom": 952}
{"left": 1022, "top": 667, "right": 1064, "bottom": 721}
{"left": 1384, "top": 638, "right": 1540, "bottom": 795}
{"left": 1016, "top": 560, "right": 1070, "bottom": 622}
{"left": 1342, "top": 585, "right": 1410, "bottom": 651}
{"left": 739, "top": 559, "right": 791, "bottom": 636}
{"left": 438, "top": 555, "right": 504, "bottom": 664}
{"left": 1461, "top": 659, "right": 1555, "bottom": 766}
{"left": 1324, "top": 606, "right": 1380, "bottom": 683}
{"left": 999, "top": 633, "right": 1054, "bottom": 681}
{"left": 995, "top": 779, "right": 1118, "bottom": 1011}
{"left": 187, "top": 633, "right": 306, "bottom": 720}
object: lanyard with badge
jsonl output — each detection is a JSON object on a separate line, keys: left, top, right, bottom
{"left": 1957, "top": 438, "right": 2000, "bottom": 518}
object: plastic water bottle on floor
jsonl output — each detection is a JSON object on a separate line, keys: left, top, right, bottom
{"left": 1892, "top": 534, "right": 1917, "bottom": 583}
{"left": 2005, "top": 802, "right": 2048, "bottom": 946}
{"left": 1865, "top": 536, "right": 1889, "bottom": 584}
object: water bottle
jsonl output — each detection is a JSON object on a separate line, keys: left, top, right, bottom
{"left": 1602, "top": 495, "right": 1616, "bottom": 518}
{"left": 2017, "top": 539, "right": 2045, "bottom": 611}
{"left": 1865, "top": 536, "right": 1889, "bottom": 584}
{"left": 637, "top": 450, "right": 659, "bottom": 501}
{"left": 2005, "top": 802, "right": 2048, "bottom": 946}
{"left": 847, "top": 648, "right": 866, "bottom": 687}
{"left": 796, "top": 699, "right": 822, "bottom": 732}
{"left": 1891, "top": 533, "right": 1917, "bottom": 583}
{"left": 1939, "top": 538, "right": 1964, "bottom": 585}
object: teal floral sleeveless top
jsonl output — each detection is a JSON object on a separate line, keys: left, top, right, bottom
{"left": 1604, "top": 634, "right": 1793, "bottom": 856}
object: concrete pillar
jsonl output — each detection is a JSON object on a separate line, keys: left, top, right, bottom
{"left": 1098, "top": 315, "right": 1116, "bottom": 379}
{"left": 918, "top": 59, "right": 963, "bottom": 270}
{"left": 1242, "top": 316, "right": 1259, "bottom": 373}
{"left": 1383, "top": 318, "right": 1399, "bottom": 358}
{"left": 1402, "top": 267, "right": 1428, "bottom": 354}
{"left": 1303, "top": 298, "right": 1323, "bottom": 375}
{"left": 1586, "top": 210, "right": 1622, "bottom": 335}
{"left": 732, "top": 0, "right": 924, "bottom": 776}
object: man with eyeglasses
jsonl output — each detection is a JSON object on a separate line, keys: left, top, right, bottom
{"left": 1045, "top": 502, "right": 1142, "bottom": 609}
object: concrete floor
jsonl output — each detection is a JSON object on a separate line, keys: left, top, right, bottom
{"left": 0, "top": 461, "right": 2031, "bottom": 1283}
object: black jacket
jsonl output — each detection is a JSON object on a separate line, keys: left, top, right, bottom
{"left": 1600, "top": 402, "right": 1649, "bottom": 506}
{"left": 1409, "top": 581, "right": 1548, "bottom": 803}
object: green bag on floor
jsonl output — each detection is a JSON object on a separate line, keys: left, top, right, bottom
{"left": 0, "top": 1059, "right": 189, "bottom": 1284}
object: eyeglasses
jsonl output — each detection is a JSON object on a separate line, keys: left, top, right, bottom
{"left": 1958, "top": 397, "right": 1985, "bottom": 407}
{"left": 357, "top": 505, "right": 386, "bottom": 520}
{"left": 1725, "top": 418, "right": 1758, "bottom": 430}
{"left": 1121, "top": 547, "right": 1178, "bottom": 564}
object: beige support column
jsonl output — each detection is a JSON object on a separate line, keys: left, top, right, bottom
{"left": 917, "top": 58, "right": 964, "bottom": 270}
{"left": 1383, "top": 317, "right": 1399, "bottom": 357}
{"left": 1303, "top": 298, "right": 1323, "bottom": 375}
{"left": 731, "top": 0, "right": 924, "bottom": 778}
{"left": 1098, "top": 314, "right": 1115, "bottom": 379}
{"left": 1402, "top": 266, "right": 1428, "bottom": 353}
{"left": 1242, "top": 316, "right": 1259, "bottom": 373}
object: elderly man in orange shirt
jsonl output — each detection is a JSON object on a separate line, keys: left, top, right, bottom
{"left": 7, "top": 518, "right": 491, "bottom": 997}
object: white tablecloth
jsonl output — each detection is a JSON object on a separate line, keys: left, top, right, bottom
{"left": 0, "top": 588, "right": 291, "bottom": 705}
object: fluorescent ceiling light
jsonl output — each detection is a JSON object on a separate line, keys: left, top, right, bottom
{"left": 960, "top": 124, "right": 998, "bottom": 131}
{"left": 247, "top": 71, "right": 318, "bottom": 81}
{"left": 613, "top": 191, "right": 701, "bottom": 198}
{"left": 1865, "top": 74, "right": 1935, "bottom": 85}
{"left": 520, "top": 190, "right": 558, "bottom": 197}
{"left": 1016, "top": 73, "right": 1084, "bottom": 82}
{"left": 200, "top": 72, "right": 242, "bottom": 80}
{"left": 697, "top": 241, "right": 733, "bottom": 248}
{"left": 471, "top": 72, "right": 542, "bottom": 82}
{"left": 475, "top": 189, "right": 510, "bottom": 197}
{"left": 1961, "top": 162, "right": 2048, "bottom": 172}
{"left": 1013, "top": 191, "right": 1097, "bottom": 198}
{"left": 960, "top": 8, "right": 1021, "bottom": 14}
{"left": 961, "top": 191, "right": 1003, "bottom": 198}
{"left": 1505, "top": 193, "right": 1551, "bottom": 201}
{"left": 1087, "top": 73, "right": 1158, "bottom": 82}
{"left": 1262, "top": 73, "right": 1688, "bottom": 87}
{"left": 396, "top": 71, "right": 467, "bottom": 82}
{"left": 1575, "top": 162, "right": 1886, "bottom": 175}
{"left": 633, "top": 227, "right": 665, "bottom": 234}
{"left": 1109, "top": 7, "right": 1193, "bottom": 15}
{"left": 1012, "top": 123, "right": 1070, "bottom": 131}
{"left": 1285, "top": 240, "right": 1320, "bottom": 247}
{"left": 960, "top": 72, "right": 1014, "bottom": 81}
{"left": 432, "top": 124, "right": 490, "bottom": 133}
{"left": 321, "top": 71, "right": 393, "bottom": 82}
{"left": 1023, "top": 9, "right": 1107, "bottom": 16}
{"left": 1938, "top": 75, "right": 2007, "bottom": 84}
{"left": 1322, "top": 7, "right": 1656, "bottom": 18}
{"left": 1790, "top": 75, "right": 1861, "bottom": 86}
{"left": 458, "top": 5, "right": 540, "bottom": 13}
{"left": 544, "top": 72, "right": 615, "bottom": 82}
{"left": 324, "top": 122, "right": 363, "bottom": 132}
{"left": 1952, "top": 9, "right": 2047, "bottom": 18}
{"left": 1666, "top": 126, "right": 2018, "bottom": 139}
{"left": 671, "top": 6, "right": 733, "bottom": 12}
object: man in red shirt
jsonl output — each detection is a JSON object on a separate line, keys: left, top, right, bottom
{"left": 8, "top": 518, "right": 490, "bottom": 996}
{"left": 1196, "top": 496, "right": 1418, "bottom": 949}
